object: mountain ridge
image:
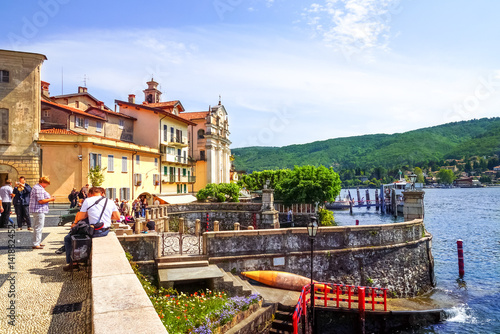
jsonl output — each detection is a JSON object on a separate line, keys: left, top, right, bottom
{"left": 232, "top": 117, "right": 500, "bottom": 172}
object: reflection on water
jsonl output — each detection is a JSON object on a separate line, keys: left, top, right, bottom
{"left": 333, "top": 188, "right": 500, "bottom": 334}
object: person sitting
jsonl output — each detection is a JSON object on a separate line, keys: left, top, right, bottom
{"left": 63, "top": 187, "right": 120, "bottom": 271}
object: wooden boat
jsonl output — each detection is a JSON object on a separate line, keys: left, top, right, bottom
{"left": 325, "top": 196, "right": 350, "bottom": 210}
{"left": 241, "top": 270, "right": 316, "bottom": 291}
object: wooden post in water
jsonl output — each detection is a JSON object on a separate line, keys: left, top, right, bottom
{"left": 375, "top": 189, "right": 379, "bottom": 211}
{"left": 366, "top": 189, "right": 371, "bottom": 209}
{"left": 457, "top": 240, "right": 465, "bottom": 277}
{"left": 357, "top": 187, "right": 361, "bottom": 207}
{"left": 391, "top": 190, "right": 397, "bottom": 218}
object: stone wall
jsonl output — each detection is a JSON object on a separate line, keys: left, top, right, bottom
{"left": 166, "top": 202, "right": 269, "bottom": 229}
{"left": 205, "top": 220, "right": 435, "bottom": 297}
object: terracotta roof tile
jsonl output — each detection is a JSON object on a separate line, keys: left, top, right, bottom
{"left": 42, "top": 100, "right": 106, "bottom": 120}
{"left": 179, "top": 111, "right": 209, "bottom": 121}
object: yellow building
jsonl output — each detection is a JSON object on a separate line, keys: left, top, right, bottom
{"left": 116, "top": 79, "right": 196, "bottom": 197}
{"left": 39, "top": 85, "right": 161, "bottom": 202}
{"left": 0, "top": 49, "right": 46, "bottom": 186}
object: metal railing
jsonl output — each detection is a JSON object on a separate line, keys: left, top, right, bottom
{"left": 292, "top": 283, "right": 388, "bottom": 334}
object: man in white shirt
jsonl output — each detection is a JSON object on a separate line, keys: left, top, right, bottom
{"left": 63, "top": 187, "right": 119, "bottom": 271}
{"left": 0, "top": 180, "right": 14, "bottom": 228}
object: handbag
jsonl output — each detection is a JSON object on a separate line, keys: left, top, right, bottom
{"left": 70, "top": 197, "right": 107, "bottom": 237}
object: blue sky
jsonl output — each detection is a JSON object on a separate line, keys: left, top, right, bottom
{"left": 2, "top": 0, "right": 500, "bottom": 148}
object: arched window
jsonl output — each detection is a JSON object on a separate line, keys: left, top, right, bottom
{"left": 0, "top": 70, "right": 9, "bottom": 83}
{"left": 197, "top": 129, "right": 205, "bottom": 139}
{"left": 0, "top": 109, "right": 8, "bottom": 142}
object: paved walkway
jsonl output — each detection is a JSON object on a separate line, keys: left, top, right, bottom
{"left": 0, "top": 215, "right": 91, "bottom": 334}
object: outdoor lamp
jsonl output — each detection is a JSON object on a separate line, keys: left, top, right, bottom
{"left": 307, "top": 217, "right": 318, "bottom": 239}
{"left": 409, "top": 173, "right": 417, "bottom": 189}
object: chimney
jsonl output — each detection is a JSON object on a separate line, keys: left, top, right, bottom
{"left": 128, "top": 94, "right": 136, "bottom": 104}
{"left": 97, "top": 101, "right": 104, "bottom": 110}
{"left": 41, "top": 81, "right": 50, "bottom": 96}
{"left": 78, "top": 86, "right": 88, "bottom": 93}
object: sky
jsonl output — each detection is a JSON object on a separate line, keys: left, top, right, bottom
{"left": 2, "top": 0, "right": 500, "bottom": 148}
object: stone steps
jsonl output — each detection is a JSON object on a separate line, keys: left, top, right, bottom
{"left": 270, "top": 304, "right": 295, "bottom": 334}
{"left": 157, "top": 255, "right": 208, "bottom": 263}
{"left": 157, "top": 260, "right": 209, "bottom": 269}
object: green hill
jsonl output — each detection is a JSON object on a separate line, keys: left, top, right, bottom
{"left": 232, "top": 118, "right": 500, "bottom": 172}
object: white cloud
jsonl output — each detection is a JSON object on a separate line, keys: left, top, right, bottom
{"left": 302, "top": 0, "right": 402, "bottom": 57}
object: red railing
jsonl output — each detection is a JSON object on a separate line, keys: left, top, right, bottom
{"left": 292, "top": 283, "right": 388, "bottom": 334}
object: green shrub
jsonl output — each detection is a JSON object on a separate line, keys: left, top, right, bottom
{"left": 318, "top": 208, "right": 336, "bottom": 226}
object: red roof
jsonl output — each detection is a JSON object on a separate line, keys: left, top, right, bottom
{"left": 40, "top": 128, "right": 79, "bottom": 135}
{"left": 146, "top": 100, "right": 185, "bottom": 112}
{"left": 115, "top": 100, "right": 195, "bottom": 126}
{"left": 42, "top": 100, "right": 106, "bottom": 120}
{"left": 179, "top": 111, "right": 209, "bottom": 121}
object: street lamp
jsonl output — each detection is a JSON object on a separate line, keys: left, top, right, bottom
{"left": 307, "top": 216, "right": 319, "bottom": 333}
{"left": 409, "top": 173, "right": 417, "bottom": 190}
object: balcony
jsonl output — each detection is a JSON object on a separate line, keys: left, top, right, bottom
{"left": 161, "top": 154, "right": 190, "bottom": 165}
{"left": 162, "top": 175, "right": 177, "bottom": 183}
{"left": 166, "top": 135, "right": 188, "bottom": 147}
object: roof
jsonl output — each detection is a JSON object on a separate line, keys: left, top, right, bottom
{"left": 179, "top": 111, "right": 209, "bottom": 121}
{"left": 52, "top": 92, "right": 112, "bottom": 111}
{"left": 40, "top": 128, "right": 79, "bottom": 135}
{"left": 0, "top": 49, "right": 47, "bottom": 60}
{"left": 115, "top": 100, "right": 195, "bottom": 126}
{"left": 86, "top": 106, "right": 137, "bottom": 121}
{"left": 42, "top": 100, "right": 106, "bottom": 120}
{"left": 147, "top": 101, "right": 183, "bottom": 110}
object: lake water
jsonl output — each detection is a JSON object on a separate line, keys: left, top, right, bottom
{"left": 334, "top": 188, "right": 500, "bottom": 334}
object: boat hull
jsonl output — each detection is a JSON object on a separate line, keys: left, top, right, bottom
{"left": 241, "top": 270, "right": 313, "bottom": 291}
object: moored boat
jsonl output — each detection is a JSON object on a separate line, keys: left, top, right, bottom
{"left": 241, "top": 270, "right": 316, "bottom": 291}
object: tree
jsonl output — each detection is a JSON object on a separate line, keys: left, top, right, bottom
{"left": 414, "top": 167, "right": 425, "bottom": 183}
{"left": 275, "top": 165, "right": 341, "bottom": 206}
{"left": 437, "top": 169, "right": 456, "bottom": 184}
{"left": 88, "top": 166, "right": 107, "bottom": 186}
{"left": 238, "top": 169, "right": 291, "bottom": 191}
{"left": 196, "top": 183, "right": 241, "bottom": 202}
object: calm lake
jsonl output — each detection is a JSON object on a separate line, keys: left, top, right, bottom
{"left": 334, "top": 187, "right": 500, "bottom": 334}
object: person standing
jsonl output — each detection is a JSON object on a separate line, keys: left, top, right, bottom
{"left": 68, "top": 188, "right": 78, "bottom": 208}
{"left": 13, "top": 176, "right": 32, "bottom": 231}
{"left": 0, "top": 180, "right": 14, "bottom": 228}
{"left": 29, "top": 176, "right": 55, "bottom": 249}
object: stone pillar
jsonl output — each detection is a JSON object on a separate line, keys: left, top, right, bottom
{"left": 261, "top": 188, "right": 279, "bottom": 229}
{"left": 164, "top": 218, "right": 170, "bottom": 232}
{"left": 195, "top": 219, "right": 201, "bottom": 236}
{"left": 214, "top": 221, "right": 219, "bottom": 232}
{"left": 234, "top": 222, "right": 240, "bottom": 230}
{"left": 135, "top": 218, "right": 143, "bottom": 234}
{"left": 179, "top": 218, "right": 185, "bottom": 234}
{"left": 403, "top": 190, "right": 425, "bottom": 221}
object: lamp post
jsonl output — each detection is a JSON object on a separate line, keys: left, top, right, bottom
{"left": 409, "top": 173, "right": 417, "bottom": 190}
{"left": 307, "top": 216, "right": 319, "bottom": 333}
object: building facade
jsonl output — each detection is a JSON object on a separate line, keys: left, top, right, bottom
{"left": 181, "top": 101, "right": 231, "bottom": 191}
{"left": 0, "top": 49, "right": 46, "bottom": 187}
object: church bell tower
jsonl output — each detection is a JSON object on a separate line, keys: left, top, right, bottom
{"left": 143, "top": 78, "right": 162, "bottom": 104}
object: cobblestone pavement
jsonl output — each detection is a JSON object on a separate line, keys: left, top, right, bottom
{"left": 0, "top": 214, "right": 91, "bottom": 334}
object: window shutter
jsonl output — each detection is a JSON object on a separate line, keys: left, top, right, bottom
{"left": 97, "top": 154, "right": 102, "bottom": 168}
{"left": 126, "top": 188, "right": 130, "bottom": 200}
{"left": 84, "top": 119, "right": 89, "bottom": 129}
{"left": 89, "top": 153, "right": 94, "bottom": 168}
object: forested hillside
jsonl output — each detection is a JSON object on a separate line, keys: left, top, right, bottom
{"left": 232, "top": 118, "right": 500, "bottom": 172}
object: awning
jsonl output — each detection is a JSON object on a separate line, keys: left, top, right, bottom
{"left": 155, "top": 194, "right": 197, "bottom": 205}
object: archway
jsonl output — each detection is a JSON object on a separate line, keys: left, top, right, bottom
{"left": 0, "top": 164, "right": 19, "bottom": 187}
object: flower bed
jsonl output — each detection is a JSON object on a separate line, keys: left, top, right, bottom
{"left": 127, "top": 253, "right": 261, "bottom": 333}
